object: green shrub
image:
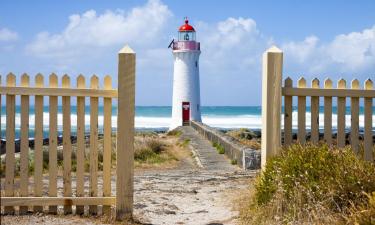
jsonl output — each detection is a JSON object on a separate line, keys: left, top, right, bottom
{"left": 213, "top": 142, "right": 225, "bottom": 154}
{"left": 241, "top": 144, "right": 375, "bottom": 224}
{"left": 134, "top": 137, "right": 176, "bottom": 164}
{"left": 167, "top": 130, "right": 182, "bottom": 137}
{"left": 231, "top": 159, "right": 237, "bottom": 165}
{"left": 179, "top": 139, "right": 190, "bottom": 147}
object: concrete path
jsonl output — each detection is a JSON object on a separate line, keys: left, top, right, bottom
{"left": 177, "top": 126, "right": 239, "bottom": 171}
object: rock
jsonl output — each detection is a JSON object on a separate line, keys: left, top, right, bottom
{"left": 164, "top": 210, "right": 176, "bottom": 214}
{"left": 243, "top": 148, "right": 261, "bottom": 170}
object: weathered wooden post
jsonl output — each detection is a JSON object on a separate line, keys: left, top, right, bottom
{"left": 261, "top": 46, "right": 283, "bottom": 169}
{"left": 116, "top": 45, "right": 135, "bottom": 220}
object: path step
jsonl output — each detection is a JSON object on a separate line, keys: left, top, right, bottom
{"left": 177, "top": 126, "right": 239, "bottom": 171}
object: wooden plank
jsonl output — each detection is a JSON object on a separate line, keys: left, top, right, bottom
{"left": 261, "top": 46, "right": 283, "bottom": 169}
{"left": 363, "top": 79, "right": 373, "bottom": 161}
{"left": 103, "top": 75, "right": 112, "bottom": 215}
{"left": 324, "top": 79, "right": 333, "bottom": 145}
{"left": 283, "top": 77, "right": 293, "bottom": 146}
{"left": 62, "top": 74, "right": 72, "bottom": 214}
{"left": 5, "top": 73, "right": 16, "bottom": 215}
{"left": 34, "top": 73, "right": 44, "bottom": 213}
{"left": 89, "top": 75, "right": 99, "bottom": 215}
{"left": 1, "top": 197, "right": 116, "bottom": 206}
{"left": 20, "top": 73, "right": 30, "bottom": 214}
{"left": 297, "top": 77, "right": 306, "bottom": 144}
{"left": 337, "top": 79, "right": 346, "bottom": 148}
{"left": 116, "top": 45, "right": 136, "bottom": 220}
{"left": 350, "top": 79, "right": 360, "bottom": 155}
{"left": 282, "top": 87, "right": 375, "bottom": 97}
{"left": 76, "top": 74, "right": 86, "bottom": 215}
{"left": 0, "top": 86, "right": 117, "bottom": 97}
{"left": 48, "top": 73, "right": 58, "bottom": 214}
{"left": 311, "top": 78, "right": 320, "bottom": 144}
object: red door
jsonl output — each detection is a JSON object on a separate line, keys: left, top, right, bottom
{"left": 182, "top": 102, "right": 190, "bottom": 126}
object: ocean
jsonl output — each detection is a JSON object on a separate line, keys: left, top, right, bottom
{"left": 1, "top": 106, "right": 374, "bottom": 138}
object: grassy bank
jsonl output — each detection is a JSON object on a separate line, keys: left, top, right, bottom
{"left": 226, "top": 128, "right": 261, "bottom": 150}
{"left": 239, "top": 144, "right": 375, "bottom": 224}
{"left": 0, "top": 132, "right": 190, "bottom": 177}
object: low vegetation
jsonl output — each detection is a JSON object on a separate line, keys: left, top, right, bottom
{"left": 0, "top": 132, "right": 185, "bottom": 177}
{"left": 167, "top": 129, "right": 182, "bottom": 137}
{"left": 134, "top": 135, "right": 177, "bottom": 166}
{"left": 239, "top": 144, "right": 375, "bottom": 224}
{"left": 226, "top": 128, "right": 261, "bottom": 150}
{"left": 212, "top": 142, "right": 225, "bottom": 154}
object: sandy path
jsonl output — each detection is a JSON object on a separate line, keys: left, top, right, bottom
{"left": 1, "top": 128, "right": 257, "bottom": 225}
{"left": 133, "top": 169, "right": 255, "bottom": 225}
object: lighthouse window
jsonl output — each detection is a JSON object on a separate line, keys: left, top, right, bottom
{"left": 195, "top": 61, "right": 198, "bottom": 67}
{"left": 184, "top": 33, "right": 189, "bottom": 40}
{"left": 197, "top": 104, "right": 200, "bottom": 111}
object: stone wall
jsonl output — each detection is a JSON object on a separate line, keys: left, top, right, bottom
{"left": 190, "top": 121, "right": 261, "bottom": 170}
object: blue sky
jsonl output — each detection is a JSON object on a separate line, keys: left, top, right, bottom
{"left": 1, "top": 0, "right": 374, "bottom": 105}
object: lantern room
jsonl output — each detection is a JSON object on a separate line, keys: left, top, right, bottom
{"left": 178, "top": 18, "right": 196, "bottom": 41}
{"left": 171, "top": 18, "right": 200, "bottom": 51}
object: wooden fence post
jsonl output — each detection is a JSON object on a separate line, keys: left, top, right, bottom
{"left": 116, "top": 45, "right": 135, "bottom": 220}
{"left": 261, "top": 46, "right": 283, "bottom": 169}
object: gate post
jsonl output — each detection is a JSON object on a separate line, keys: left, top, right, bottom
{"left": 116, "top": 45, "right": 136, "bottom": 220}
{"left": 261, "top": 46, "right": 283, "bottom": 169}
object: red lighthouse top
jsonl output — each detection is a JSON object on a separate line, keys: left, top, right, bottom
{"left": 179, "top": 18, "right": 195, "bottom": 32}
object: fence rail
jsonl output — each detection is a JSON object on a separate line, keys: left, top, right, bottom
{"left": 0, "top": 45, "right": 135, "bottom": 220}
{"left": 261, "top": 46, "right": 374, "bottom": 168}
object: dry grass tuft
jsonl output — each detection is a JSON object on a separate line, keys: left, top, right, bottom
{"left": 239, "top": 144, "right": 375, "bottom": 225}
{"left": 226, "top": 128, "right": 261, "bottom": 150}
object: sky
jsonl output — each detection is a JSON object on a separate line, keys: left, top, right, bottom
{"left": 0, "top": 0, "right": 374, "bottom": 106}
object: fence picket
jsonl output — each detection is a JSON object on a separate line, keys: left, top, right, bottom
{"left": 48, "top": 73, "right": 58, "bottom": 214}
{"left": 284, "top": 77, "right": 293, "bottom": 146}
{"left": 311, "top": 78, "right": 320, "bottom": 144}
{"left": 34, "top": 73, "right": 44, "bottom": 213}
{"left": 337, "top": 79, "right": 346, "bottom": 148}
{"left": 364, "top": 79, "right": 373, "bottom": 161}
{"left": 324, "top": 79, "right": 333, "bottom": 145}
{"left": 5, "top": 73, "right": 16, "bottom": 214}
{"left": 20, "top": 74, "right": 30, "bottom": 214}
{"left": 350, "top": 79, "right": 360, "bottom": 155}
{"left": 297, "top": 77, "right": 306, "bottom": 144}
{"left": 89, "top": 75, "right": 99, "bottom": 215}
{"left": 103, "top": 75, "right": 112, "bottom": 215}
{"left": 76, "top": 75, "right": 86, "bottom": 215}
{"left": 62, "top": 74, "right": 72, "bottom": 214}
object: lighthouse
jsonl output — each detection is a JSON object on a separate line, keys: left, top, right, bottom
{"left": 169, "top": 18, "right": 202, "bottom": 130}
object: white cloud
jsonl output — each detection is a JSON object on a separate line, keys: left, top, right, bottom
{"left": 282, "top": 36, "right": 319, "bottom": 63}
{"left": 0, "top": 28, "right": 18, "bottom": 41}
{"left": 327, "top": 25, "right": 375, "bottom": 70}
{"left": 26, "top": 0, "right": 172, "bottom": 59}
{"left": 197, "top": 17, "right": 268, "bottom": 75}
{"left": 282, "top": 25, "right": 375, "bottom": 74}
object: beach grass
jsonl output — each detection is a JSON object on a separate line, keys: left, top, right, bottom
{"left": 0, "top": 132, "right": 187, "bottom": 177}
{"left": 226, "top": 128, "right": 261, "bottom": 150}
{"left": 212, "top": 142, "right": 225, "bottom": 154}
{"left": 238, "top": 143, "right": 375, "bottom": 224}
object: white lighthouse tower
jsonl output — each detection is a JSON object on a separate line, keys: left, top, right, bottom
{"left": 170, "top": 18, "right": 202, "bottom": 130}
